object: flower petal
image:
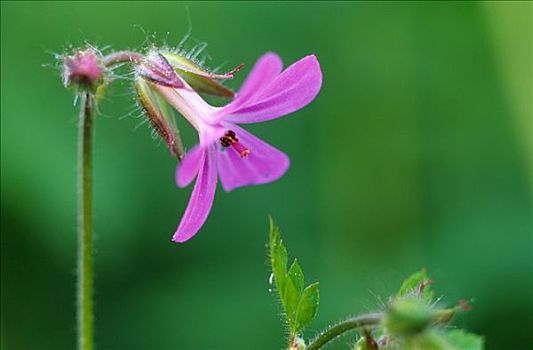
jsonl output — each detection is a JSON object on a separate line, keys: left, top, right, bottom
{"left": 217, "top": 124, "right": 290, "bottom": 192}
{"left": 172, "top": 145, "right": 218, "bottom": 242}
{"left": 227, "top": 55, "right": 322, "bottom": 124}
{"left": 224, "top": 52, "right": 283, "bottom": 113}
{"left": 198, "top": 123, "right": 227, "bottom": 148}
{"left": 175, "top": 145, "right": 203, "bottom": 188}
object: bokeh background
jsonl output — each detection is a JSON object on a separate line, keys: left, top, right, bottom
{"left": 1, "top": 2, "right": 531, "bottom": 349}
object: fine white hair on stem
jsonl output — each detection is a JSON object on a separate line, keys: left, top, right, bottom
{"left": 135, "top": 25, "right": 153, "bottom": 53}
{"left": 367, "top": 289, "right": 388, "bottom": 310}
{"left": 118, "top": 106, "right": 142, "bottom": 121}
{"left": 177, "top": 6, "right": 193, "bottom": 50}
{"left": 430, "top": 295, "right": 444, "bottom": 309}
{"left": 189, "top": 41, "right": 208, "bottom": 60}
{"left": 211, "top": 61, "right": 229, "bottom": 74}
{"left": 133, "top": 117, "right": 149, "bottom": 131}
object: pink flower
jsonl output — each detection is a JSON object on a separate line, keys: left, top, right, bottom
{"left": 150, "top": 53, "right": 322, "bottom": 242}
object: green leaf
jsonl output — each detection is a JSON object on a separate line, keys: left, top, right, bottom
{"left": 269, "top": 218, "right": 299, "bottom": 329}
{"left": 268, "top": 217, "right": 320, "bottom": 335}
{"left": 446, "top": 330, "right": 484, "bottom": 350}
{"left": 283, "top": 276, "right": 300, "bottom": 329}
{"left": 269, "top": 217, "right": 287, "bottom": 299}
{"left": 294, "top": 282, "right": 320, "bottom": 332}
{"left": 288, "top": 259, "right": 304, "bottom": 295}
{"left": 285, "top": 259, "right": 305, "bottom": 329}
{"left": 398, "top": 269, "right": 434, "bottom": 303}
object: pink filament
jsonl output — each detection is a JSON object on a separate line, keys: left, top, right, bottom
{"left": 231, "top": 141, "right": 250, "bottom": 158}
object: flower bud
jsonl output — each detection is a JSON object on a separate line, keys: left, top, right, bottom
{"left": 135, "top": 49, "right": 242, "bottom": 98}
{"left": 383, "top": 298, "right": 433, "bottom": 336}
{"left": 135, "top": 79, "right": 184, "bottom": 159}
{"left": 63, "top": 48, "right": 104, "bottom": 91}
{"left": 135, "top": 51, "right": 184, "bottom": 89}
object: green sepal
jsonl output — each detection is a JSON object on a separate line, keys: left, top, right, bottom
{"left": 134, "top": 79, "right": 184, "bottom": 158}
{"left": 445, "top": 330, "right": 484, "bottom": 350}
{"left": 402, "top": 329, "right": 484, "bottom": 350}
{"left": 161, "top": 51, "right": 235, "bottom": 98}
{"left": 398, "top": 269, "right": 434, "bottom": 303}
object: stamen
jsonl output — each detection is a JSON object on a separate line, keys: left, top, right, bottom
{"left": 232, "top": 142, "right": 251, "bottom": 158}
{"left": 219, "top": 130, "right": 251, "bottom": 158}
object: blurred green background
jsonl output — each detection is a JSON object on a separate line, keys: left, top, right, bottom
{"left": 1, "top": 1, "right": 532, "bottom": 349}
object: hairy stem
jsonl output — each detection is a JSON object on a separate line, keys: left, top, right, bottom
{"left": 103, "top": 51, "right": 143, "bottom": 67}
{"left": 306, "top": 313, "right": 383, "bottom": 350}
{"left": 78, "top": 92, "right": 95, "bottom": 350}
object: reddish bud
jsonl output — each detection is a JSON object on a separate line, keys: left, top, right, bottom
{"left": 135, "top": 51, "right": 184, "bottom": 89}
{"left": 135, "top": 79, "right": 184, "bottom": 159}
{"left": 63, "top": 48, "right": 104, "bottom": 91}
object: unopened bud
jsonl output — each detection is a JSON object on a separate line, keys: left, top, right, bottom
{"left": 135, "top": 51, "right": 184, "bottom": 89}
{"left": 163, "top": 51, "right": 242, "bottom": 98}
{"left": 383, "top": 298, "right": 432, "bottom": 336}
{"left": 63, "top": 48, "right": 104, "bottom": 91}
{"left": 136, "top": 48, "right": 242, "bottom": 98}
{"left": 135, "top": 79, "right": 184, "bottom": 159}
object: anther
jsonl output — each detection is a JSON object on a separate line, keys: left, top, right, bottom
{"left": 219, "top": 130, "right": 251, "bottom": 158}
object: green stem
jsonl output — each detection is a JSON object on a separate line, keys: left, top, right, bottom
{"left": 306, "top": 313, "right": 383, "bottom": 350}
{"left": 78, "top": 92, "right": 95, "bottom": 350}
{"left": 74, "top": 50, "right": 143, "bottom": 350}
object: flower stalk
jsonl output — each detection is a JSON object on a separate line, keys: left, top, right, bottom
{"left": 103, "top": 50, "right": 143, "bottom": 67}
{"left": 306, "top": 313, "right": 383, "bottom": 350}
{"left": 69, "top": 49, "right": 144, "bottom": 350}
{"left": 77, "top": 92, "right": 95, "bottom": 350}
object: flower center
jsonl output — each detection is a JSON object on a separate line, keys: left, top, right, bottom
{"left": 220, "top": 130, "right": 250, "bottom": 158}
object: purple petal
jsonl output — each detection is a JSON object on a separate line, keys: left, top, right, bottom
{"left": 176, "top": 145, "right": 203, "bottom": 188}
{"left": 224, "top": 52, "right": 283, "bottom": 113}
{"left": 217, "top": 124, "right": 290, "bottom": 192}
{"left": 227, "top": 55, "right": 322, "bottom": 124}
{"left": 172, "top": 145, "right": 218, "bottom": 242}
